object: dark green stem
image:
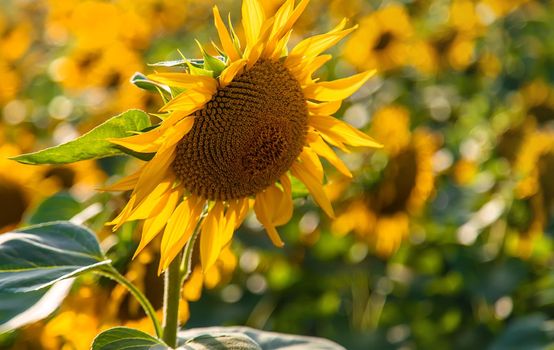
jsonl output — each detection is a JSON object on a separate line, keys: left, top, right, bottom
{"left": 98, "top": 266, "right": 162, "bottom": 338}
{"left": 162, "top": 252, "right": 182, "bottom": 347}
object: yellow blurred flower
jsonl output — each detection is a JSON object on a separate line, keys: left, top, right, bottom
{"left": 424, "top": 0, "right": 485, "bottom": 72}
{"left": 333, "top": 106, "right": 438, "bottom": 256}
{"left": 512, "top": 129, "right": 554, "bottom": 257}
{"left": 343, "top": 4, "right": 414, "bottom": 72}
{"left": 0, "top": 144, "right": 57, "bottom": 232}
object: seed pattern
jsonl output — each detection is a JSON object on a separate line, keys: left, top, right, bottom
{"left": 173, "top": 59, "right": 308, "bottom": 200}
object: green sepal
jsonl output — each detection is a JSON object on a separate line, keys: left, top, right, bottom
{"left": 196, "top": 40, "right": 226, "bottom": 78}
{"left": 130, "top": 72, "right": 171, "bottom": 101}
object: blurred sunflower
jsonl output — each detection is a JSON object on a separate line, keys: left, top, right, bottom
{"left": 0, "top": 11, "right": 34, "bottom": 104}
{"left": 333, "top": 106, "right": 437, "bottom": 256}
{"left": 512, "top": 129, "right": 554, "bottom": 256}
{"left": 107, "top": 0, "right": 380, "bottom": 273}
{"left": 520, "top": 79, "right": 554, "bottom": 127}
{"left": 425, "top": 0, "right": 484, "bottom": 71}
{"left": 0, "top": 143, "right": 57, "bottom": 232}
{"left": 342, "top": 4, "right": 414, "bottom": 72}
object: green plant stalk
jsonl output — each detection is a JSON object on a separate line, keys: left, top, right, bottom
{"left": 162, "top": 215, "right": 204, "bottom": 345}
{"left": 162, "top": 253, "right": 182, "bottom": 347}
{"left": 99, "top": 266, "right": 162, "bottom": 338}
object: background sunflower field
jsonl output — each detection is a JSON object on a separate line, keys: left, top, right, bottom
{"left": 1, "top": 0, "right": 554, "bottom": 349}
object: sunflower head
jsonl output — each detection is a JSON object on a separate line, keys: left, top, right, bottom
{"left": 108, "top": 0, "right": 381, "bottom": 273}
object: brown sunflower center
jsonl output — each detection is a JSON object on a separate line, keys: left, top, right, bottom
{"left": 173, "top": 59, "right": 308, "bottom": 201}
{"left": 373, "top": 31, "right": 394, "bottom": 51}
{"left": 0, "top": 177, "right": 28, "bottom": 230}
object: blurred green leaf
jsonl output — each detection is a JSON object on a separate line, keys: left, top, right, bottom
{"left": 12, "top": 110, "right": 151, "bottom": 165}
{"left": 26, "top": 192, "right": 83, "bottom": 225}
{"left": 291, "top": 176, "right": 309, "bottom": 199}
{"left": 92, "top": 327, "right": 167, "bottom": 350}
{"left": 489, "top": 314, "right": 554, "bottom": 350}
{"left": 0, "top": 221, "right": 111, "bottom": 292}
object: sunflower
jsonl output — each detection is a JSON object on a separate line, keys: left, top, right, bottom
{"left": 512, "top": 128, "right": 554, "bottom": 256}
{"left": 332, "top": 105, "right": 437, "bottom": 256}
{"left": 0, "top": 143, "right": 60, "bottom": 232}
{"left": 106, "top": 0, "right": 380, "bottom": 274}
{"left": 342, "top": 4, "right": 414, "bottom": 72}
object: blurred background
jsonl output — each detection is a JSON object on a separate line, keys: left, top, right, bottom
{"left": 1, "top": 0, "right": 554, "bottom": 349}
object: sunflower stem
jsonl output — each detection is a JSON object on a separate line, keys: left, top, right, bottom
{"left": 162, "top": 252, "right": 182, "bottom": 347}
{"left": 98, "top": 266, "right": 162, "bottom": 338}
{"left": 180, "top": 221, "right": 202, "bottom": 285}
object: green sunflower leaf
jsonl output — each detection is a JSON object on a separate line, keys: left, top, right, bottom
{"left": 0, "top": 221, "right": 111, "bottom": 293}
{"left": 0, "top": 280, "right": 73, "bottom": 333}
{"left": 11, "top": 109, "right": 151, "bottom": 165}
{"left": 92, "top": 327, "right": 168, "bottom": 350}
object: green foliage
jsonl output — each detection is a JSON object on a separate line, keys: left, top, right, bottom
{"left": 26, "top": 192, "right": 83, "bottom": 225}
{"left": 92, "top": 327, "right": 168, "bottom": 350}
{"left": 12, "top": 110, "right": 151, "bottom": 165}
{"left": 0, "top": 221, "right": 111, "bottom": 292}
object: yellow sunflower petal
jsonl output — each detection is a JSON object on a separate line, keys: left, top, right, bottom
{"left": 147, "top": 73, "right": 217, "bottom": 92}
{"left": 213, "top": 6, "right": 241, "bottom": 61}
{"left": 100, "top": 170, "right": 141, "bottom": 192}
{"left": 307, "top": 100, "right": 342, "bottom": 116}
{"left": 291, "top": 161, "right": 335, "bottom": 218}
{"left": 295, "top": 54, "right": 332, "bottom": 84}
{"left": 309, "top": 114, "right": 382, "bottom": 148}
{"left": 234, "top": 198, "right": 250, "bottom": 229}
{"left": 280, "top": 173, "right": 292, "bottom": 197}
{"left": 159, "top": 195, "right": 205, "bottom": 274}
{"left": 308, "top": 133, "right": 352, "bottom": 177}
{"left": 133, "top": 148, "right": 175, "bottom": 205}
{"left": 157, "top": 117, "right": 196, "bottom": 152}
{"left": 106, "top": 195, "right": 136, "bottom": 228}
{"left": 299, "top": 147, "right": 323, "bottom": 182}
{"left": 276, "top": 0, "right": 310, "bottom": 40}
{"left": 219, "top": 58, "right": 247, "bottom": 87}
{"left": 254, "top": 187, "right": 286, "bottom": 247}
{"left": 160, "top": 86, "right": 215, "bottom": 112}
{"left": 242, "top": 0, "right": 265, "bottom": 49}
{"left": 303, "top": 70, "right": 375, "bottom": 101}
{"left": 270, "top": 29, "right": 292, "bottom": 60}
{"left": 218, "top": 198, "right": 249, "bottom": 248}
{"left": 263, "top": 0, "right": 294, "bottom": 56}
{"left": 200, "top": 202, "right": 225, "bottom": 272}
{"left": 286, "top": 19, "right": 353, "bottom": 67}
{"left": 108, "top": 128, "right": 164, "bottom": 153}
{"left": 134, "top": 187, "right": 182, "bottom": 258}
{"left": 220, "top": 202, "right": 238, "bottom": 247}
{"left": 126, "top": 177, "right": 174, "bottom": 221}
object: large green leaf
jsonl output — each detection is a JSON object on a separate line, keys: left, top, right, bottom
{"left": 92, "top": 327, "right": 167, "bottom": 350}
{"left": 12, "top": 109, "right": 151, "bottom": 165}
{"left": 0, "top": 221, "right": 111, "bottom": 292}
{"left": 0, "top": 279, "right": 73, "bottom": 333}
{"left": 179, "top": 327, "right": 345, "bottom": 350}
